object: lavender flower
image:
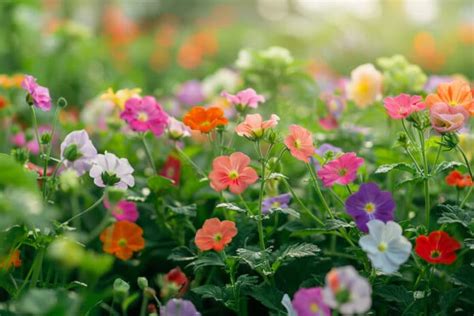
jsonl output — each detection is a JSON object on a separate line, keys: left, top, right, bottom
{"left": 160, "top": 299, "right": 201, "bottom": 316}
{"left": 60, "top": 130, "right": 98, "bottom": 176}
{"left": 345, "top": 183, "right": 395, "bottom": 233}
{"left": 177, "top": 80, "right": 204, "bottom": 105}
{"left": 89, "top": 153, "right": 134, "bottom": 189}
{"left": 262, "top": 193, "right": 291, "bottom": 214}
{"left": 292, "top": 287, "right": 331, "bottom": 316}
{"left": 21, "top": 75, "right": 52, "bottom": 111}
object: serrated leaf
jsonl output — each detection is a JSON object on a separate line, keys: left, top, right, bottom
{"left": 216, "top": 203, "right": 246, "bottom": 213}
{"left": 433, "top": 161, "right": 463, "bottom": 175}
{"left": 192, "top": 285, "right": 228, "bottom": 302}
{"left": 147, "top": 175, "right": 174, "bottom": 191}
{"left": 187, "top": 252, "right": 225, "bottom": 271}
{"left": 375, "top": 163, "right": 416, "bottom": 175}
{"left": 268, "top": 207, "right": 300, "bottom": 218}
{"left": 439, "top": 288, "right": 462, "bottom": 313}
{"left": 236, "top": 248, "right": 271, "bottom": 271}
{"left": 277, "top": 243, "right": 320, "bottom": 260}
{"left": 167, "top": 246, "right": 197, "bottom": 262}
{"left": 167, "top": 203, "right": 197, "bottom": 217}
{"left": 247, "top": 283, "right": 285, "bottom": 312}
{"left": 451, "top": 265, "right": 474, "bottom": 289}
{"left": 266, "top": 173, "right": 288, "bottom": 180}
{"left": 436, "top": 204, "right": 474, "bottom": 229}
{"left": 374, "top": 284, "right": 413, "bottom": 307}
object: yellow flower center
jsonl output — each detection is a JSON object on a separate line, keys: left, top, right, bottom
{"left": 228, "top": 170, "right": 239, "bottom": 180}
{"left": 356, "top": 80, "right": 370, "bottom": 95}
{"left": 118, "top": 238, "right": 128, "bottom": 247}
{"left": 213, "top": 233, "right": 222, "bottom": 242}
{"left": 271, "top": 201, "right": 281, "bottom": 208}
{"left": 378, "top": 242, "right": 388, "bottom": 252}
{"left": 137, "top": 111, "right": 149, "bottom": 122}
{"left": 448, "top": 100, "right": 457, "bottom": 106}
{"left": 364, "top": 203, "right": 376, "bottom": 214}
{"left": 310, "top": 303, "right": 319, "bottom": 313}
{"left": 294, "top": 139, "right": 302, "bottom": 149}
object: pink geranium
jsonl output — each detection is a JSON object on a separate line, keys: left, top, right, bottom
{"left": 21, "top": 75, "right": 52, "bottom": 111}
{"left": 104, "top": 198, "right": 139, "bottom": 222}
{"left": 429, "top": 102, "right": 469, "bottom": 133}
{"left": 209, "top": 152, "right": 258, "bottom": 194}
{"left": 284, "top": 125, "right": 315, "bottom": 163}
{"left": 120, "top": 96, "right": 169, "bottom": 137}
{"left": 383, "top": 94, "right": 425, "bottom": 120}
{"left": 317, "top": 152, "right": 364, "bottom": 187}
{"left": 235, "top": 113, "right": 279, "bottom": 139}
{"left": 221, "top": 88, "right": 265, "bottom": 109}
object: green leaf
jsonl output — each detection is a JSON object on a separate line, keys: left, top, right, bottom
{"left": 396, "top": 176, "right": 422, "bottom": 188}
{"left": 272, "top": 243, "right": 320, "bottom": 272}
{"left": 247, "top": 283, "right": 285, "bottom": 312}
{"left": 374, "top": 163, "right": 416, "bottom": 175}
{"left": 147, "top": 175, "right": 174, "bottom": 191}
{"left": 433, "top": 161, "right": 463, "bottom": 175}
{"left": 0, "top": 154, "right": 39, "bottom": 192}
{"left": 168, "top": 246, "right": 197, "bottom": 262}
{"left": 192, "top": 284, "right": 228, "bottom": 302}
{"left": 451, "top": 265, "right": 474, "bottom": 289}
{"left": 436, "top": 204, "right": 474, "bottom": 230}
{"left": 216, "top": 203, "right": 246, "bottom": 213}
{"left": 236, "top": 248, "right": 271, "bottom": 272}
{"left": 268, "top": 207, "right": 300, "bottom": 218}
{"left": 374, "top": 284, "right": 413, "bottom": 307}
{"left": 439, "top": 288, "right": 462, "bottom": 313}
{"left": 167, "top": 203, "right": 197, "bottom": 217}
{"left": 266, "top": 173, "right": 288, "bottom": 180}
{"left": 187, "top": 252, "right": 225, "bottom": 271}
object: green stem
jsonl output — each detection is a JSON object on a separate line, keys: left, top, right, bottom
{"left": 418, "top": 130, "right": 430, "bottom": 228}
{"left": 61, "top": 192, "right": 105, "bottom": 226}
{"left": 141, "top": 134, "right": 156, "bottom": 174}
{"left": 401, "top": 119, "right": 416, "bottom": 145}
{"left": 460, "top": 186, "right": 473, "bottom": 208}
{"left": 346, "top": 185, "right": 353, "bottom": 195}
{"left": 30, "top": 106, "right": 44, "bottom": 156}
{"left": 139, "top": 293, "right": 149, "bottom": 316}
{"left": 283, "top": 179, "right": 324, "bottom": 226}
{"left": 306, "top": 163, "right": 333, "bottom": 218}
{"left": 42, "top": 105, "right": 61, "bottom": 199}
{"left": 404, "top": 148, "right": 423, "bottom": 174}
{"left": 174, "top": 145, "right": 207, "bottom": 178}
{"left": 256, "top": 141, "right": 266, "bottom": 251}
{"left": 29, "top": 248, "right": 45, "bottom": 289}
{"left": 456, "top": 144, "right": 473, "bottom": 179}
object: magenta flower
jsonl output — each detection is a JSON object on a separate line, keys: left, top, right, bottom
{"left": 317, "top": 152, "right": 364, "bottom": 187}
{"left": 104, "top": 199, "right": 139, "bottom": 222}
{"left": 120, "top": 96, "right": 169, "bottom": 137}
{"left": 429, "top": 102, "right": 469, "bottom": 133}
{"left": 292, "top": 287, "right": 331, "bottom": 316}
{"left": 345, "top": 183, "right": 395, "bottom": 233}
{"left": 221, "top": 88, "right": 265, "bottom": 109}
{"left": 383, "top": 93, "right": 425, "bottom": 120}
{"left": 21, "top": 75, "right": 52, "bottom": 111}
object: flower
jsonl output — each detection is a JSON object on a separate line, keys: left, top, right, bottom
{"left": 0, "top": 95, "right": 7, "bottom": 110}
{"left": 415, "top": 231, "right": 461, "bottom": 264}
{"left": 425, "top": 80, "right": 474, "bottom": 116}
{"left": 322, "top": 266, "right": 372, "bottom": 315}
{"left": 260, "top": 46, "right": 294, "bottom": 64}
{"left": 445, "top": 170, "right": 473, "bottom": 188}
{"left": 0, "top": 250, "right": 21, "bottom": 271}
{"left": 183, "top": 106, "right": 228, "bottom": 133}
{"left": 160, "top": 267, "right": 189, "bottom": 298}
{"left": 60, "top": 130, "right": 98, "bottom": 176}
{"left": 347, "top": 63, "right": 383, "bottom": 108}
{"left": 291, "top": 287, "right": 331, "bottom": 316}
{"left": 160, "top": 155, "right": 182, "bottom": 185}
{"left": 262, "top": 193, "right": 291, "bottom": 214}
{"left": 202, "top": 68, "right": 239, "bottom": 98}
{"left": 167, "top": 117, "right": 191, "bottom": 140}
{"left": 221, "top": 88, "right": 265, "bottom": 110}
{"left": 89, "top": 153, "right": 135, "bottom": 189}
{"left": 359, "top": 220, "right": 412, "bottom": 274}
{"left": 383, "top": 93, "right": 426, "bottom": 119}
{"left": 120, "top": 96, "right": 169, "bottom": 137}
{"left": 345, "top": 183, "right": 395, "bottom": 233}
{"left": 208, "top": 152, "right": 258, "bottom": 194}
{"left": 429, "top": 102, "right": 469, "bottom": 133}
{"left": 195, "top": 218, "right": 237, "bottom": 252}
{"left": 104, "top": 199, "right": 139, "bottom": 222}
{"left": 101, "top": 87, "right": 141, "bottom": 109}
{"left": 100, "top": 221, "right": 145, "bottom": 260}
{"left": 160, "top": 299, "right": 201, "bottom": 316}
{"left": 235, "top": 113, "right": 279, "bottom": 139}
{"left": 21, "top": 75, "right": 52, "bottom": 111}
{"left": 317, "top": 152, "right": 364, "bottom": 187}
{"left": 284, "top": 125, "right": 315, "bottom": 163}
{"left": 81, "top": 97, "right": 116, "bottom": 132}
{"left": 176, "top": 80, "right": 204, "bottom": 105}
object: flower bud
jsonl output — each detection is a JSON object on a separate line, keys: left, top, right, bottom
{"left": 25, "top": 93, "right": 34, "bottom": 106}
{"left": 57, "top": 97, "right": 68, "bottom": 108}
{"left": 113, "top": 278, "right": 130, "bottom": 301}
{"left": 137, "top": 277, "right": 149, "bottom": 290}
{"left": 40, "top": 132, "right": 52, "bottom": 145}
{"left": 59, "top": 169, "right": 80, "bottom": 192}
{"left": 11, "top": 148, "right": 29, "bottom": 165}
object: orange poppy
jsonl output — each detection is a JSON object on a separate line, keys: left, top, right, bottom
{"left": 425, "top": 80, "right": 474, "bottom": 116}
{"left": 0, "top": 250, "right": 22, "bottom": 270}
{"left": 445, "top": 170, "right": 473, "bottom": 188}
{"left": 195, "top": 218, "right": 237, "bottom": 252}
{"left": 100, "top": 221, "right": 145, "bottom": 260}
{"left": 183, "top": 106, "right": 228, "bottom": 133}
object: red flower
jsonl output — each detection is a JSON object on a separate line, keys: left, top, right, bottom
{"left": 415, "top": 231, "right": 461, "bottom": 264}
{"left": 165, "top": 267, "right": 189, "bottom": 296}
{"left": 445, "top": 170, "right": 473, "bottom": 188}
{"left": 160, "top": 154, "right": 181, "bottom": 185}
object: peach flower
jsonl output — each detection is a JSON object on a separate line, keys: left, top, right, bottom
{"left": 235, "top": 113, "right": 279, "bottom": 139}
{"left": 195, "top": 218, "right": 237, "bottom": 252}
{"left": 426, "top": 80, "right": 474, "bottom": 116}
{"left": 347, "top": 64, "right": 383, "bottom": 108}
{"left": 284, "top": 125, "right": 315, "bottom": 163}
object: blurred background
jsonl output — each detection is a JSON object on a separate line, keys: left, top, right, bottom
{"left": 0, "top": 0, "right": 473, "bottom": 107}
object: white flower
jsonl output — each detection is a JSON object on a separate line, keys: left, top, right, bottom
{"left": 60, "top": 130, "right": 98, "bottom": 176}
{"left": 202, "top": 68, "right": 240, "bottom": 98}
{"left": 260, "top": 46, "right": 293, "bottom": 64}
{"left": 346, "top": 63, "right": 383, "bottom": 108}
{"left": 235, "top": 49, "right": 253, "bottom": 70}
{"left": 89, "top": 153, "right": 134, "bottom": 189}
{"left": 167, "top": 117, "right": 191, "bottom": 140}
{"left": 359, "top": 220, "right": 412, "bottom": 274}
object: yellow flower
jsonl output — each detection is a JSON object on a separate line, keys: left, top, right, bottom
{"left": 0, "top": 74, "right": 24, "bottom": 89}
{"left": 347, "top": 64, "right": 383, "bottom": 108}
{"left": 101, "top": 88, "right": 142, "bottom": 109}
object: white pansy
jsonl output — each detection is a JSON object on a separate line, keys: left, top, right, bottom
{"left": 359, "top": 220, "right": 412, "bottom": 274}
{"left": 89, "top": 153, "right": 134, "bottom": 189}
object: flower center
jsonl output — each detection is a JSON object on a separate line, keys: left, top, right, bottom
{"left": 338, "top": 168, "right": 348, "bottom": 176}
{"left": 228, "top": 170, "right": 239, "bottom": 180}
{"left": 364, "top": 202, "right": 376, "bottom": 214}
{"left": 378, "top": 242, "right": 388, "bottom": 252}
{"left": 101, "top": 172, "right": 121, "bottom": 186}
{"left": 201, "top": 121, "right": 211, "bottom": 127}
{"left": 356, "top": 80, "right": 370, "bottom": 94}
{"left": 294, "top": 139, "right": 302, "bottom": 149}
{"left": 310, "top": 303, "right": 319, "bottom": 313}
{"left": 213, "top": 233, "right": 223, "bottom": 242}
{"left": 137, "top": 111, "right": 149, "bottom": 122}
{"left": 430, "top": 250, "right": 441, "bottom": 259}
{"left": 118, "top": 238, "right": 128, "bottom": 247}
{"left": 448, "top": 100, "right": 457, "bottom": 106}
{"left": 271, "top": 201, "right": 281, "bottom": 208}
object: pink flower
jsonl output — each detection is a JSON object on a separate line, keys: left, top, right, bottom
{"left": 209, "top": 152, "right": 258, "bottom": 194}
{"left": 383, "top": 94, "right": 426, "bottom": 119}
{"left": 21, "top": 75, "right": 52, "bottom": 111}
{"left": 430, "top": 102, "right": 469, "bottom": 133}
{"left": 120, "top": 96, "right": 169, "bottom": 137}
{"left": 319, "top": 115, "right": 339, "bottom": 130}
{"left": 317, "top": 152, "right": 364, "bottom": 187}
{"left": 235, "top": 113, "right": 279, "bottom": 139}
{"left": 284, "top": 125, "right": 315, "bottom": 163}
{"left": 221, "top": 88, "right": 265, "bottom": 109}
{"left": 104, "top": 199, "right": 139, "bottom": 222}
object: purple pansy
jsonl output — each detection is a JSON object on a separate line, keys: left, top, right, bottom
{"left": 177, "top": 80, "right": 204, "bottom": 106}
{"left": 160, "top": 299, "right": 201, "bottom": 316}
{"left": 345, "top": 182, "right": 395, "bottom": 233}
{"left": 262, "top": 193, "right": 291, "bottom": 214}
{"left": 291, "top": 287, "right": 331, "bottom": 316}
{"left": 21, "top": 75, "right": 52, "bottom": 111}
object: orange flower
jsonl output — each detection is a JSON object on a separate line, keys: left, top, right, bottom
{"left": 0, "top": 95, "right": 8, "bottom": 110}
{"left": 0, "top": 250, "right": 22, "bottom": 271}
{"left": 426, "top": 80, "right": 474, "bottom": 116}
{"left": 195, "top": 218, "right": 237, "bottom": 252}
{"left": 445, "top": 170, "right": 473, "bottom": 188}
{"left": 100, "top": 221, "right": 145, "bottom": 260}
{"left": 183, "top": 106, "right": 228, "bottom": 133}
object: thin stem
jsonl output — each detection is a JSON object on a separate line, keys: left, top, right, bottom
{"left": 139, "top": 293, "right": 149, "bottom": 316}
{"left": 42, "top": 105, "right": 61, "bottom": 199}
{"left": 418, "top": 129, "right": 430, "bottom": 228}
{"left": 174, "top": 145, "right": 207, "bottom": 178}
{"left": 345, "top": 185, "right": 353, "bottom": 195}
{"left": 141, "top": 134, "right": 156, "bottom": 174}
{"left": 460, "top": 186, "right": 473, "bottom": 208}
{"left": 433, "top": 142, "right": 443, "bottom": 169}
{"left": 401, "top": 119, "right": 416, "bottom": 145}
{"left": 256, "top": 141, "right": 266, "bottom": 251}
{"left": 404, "top": 148, "right": 423, "bottom": 174}
{"left": 61, "top": 192, "right": 105, "bottom": 226}
{"left": 283, "top": 179, "right": 324, "bottom": 226}
{"left": 29, "top": 248, "right": 45, "bottom": 289}
{"left": 456, "top": 144, "right": 473, "bottom": 179}
{"left": 306, "top": 163, "right": 333, "bottom": 218}
{"left": 30, "top": 106, "right": 44, "bottom": 156}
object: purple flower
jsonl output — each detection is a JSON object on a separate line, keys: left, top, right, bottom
{"left": 345, "top": 182, "right": 395, "bottom": 233}
{"left": 262, "top": 193, "right": 291, "bottom": 214}
{"left": 177, "top": 80, "right": 204, "bottom": 106}
{"left": 424, "top": 75, "right": 453, "bottom": 92}
{"left": 21, "top": 75, "right": 52, "bottom": 111}
{"left": 60, "top": 130, "right": 98, "bottom": 176}
{"left": 313, "top": 143, "right": 343, "bottom": 170}
{"left": 160, "top": 299, "right": 201, "bottom": 316}
{"left": 292, "top": 287, "right": 331, "bottom": 316}
{"left": 89, "top": 153, "right": 134, "bottom": 189}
